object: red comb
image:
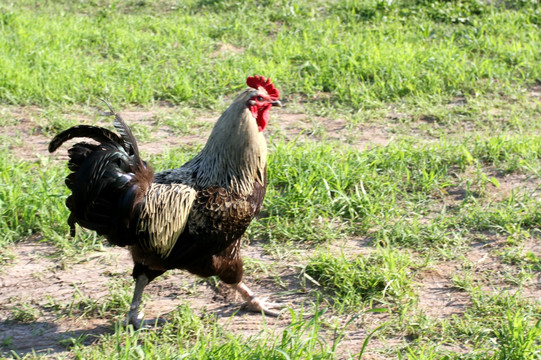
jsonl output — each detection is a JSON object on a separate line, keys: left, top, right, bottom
{"left": 246, "top": 75, "right": 280, "bottom": 100}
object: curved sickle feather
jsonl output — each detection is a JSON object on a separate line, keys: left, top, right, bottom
{"left": 48, "top": 125, "right": 122, "bottom": 153}
{"left": 100, "top": 99, "right": 143, "bottom": 166}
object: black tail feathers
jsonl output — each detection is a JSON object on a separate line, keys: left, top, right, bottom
{"left": 100, "top": 100, "right": 142, "bottom": 165}
{"left": 50, "top": 104, "right": 154, "bottom": 245}
{"left": 48, "top": 125, "right": 122, "bottom": 154}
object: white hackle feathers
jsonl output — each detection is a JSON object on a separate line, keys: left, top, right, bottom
{"left": 137, "top": 183, "right": 197, "bottom": 258}
{"left": 177, "top": 89, "right": 267, "bottom": 195}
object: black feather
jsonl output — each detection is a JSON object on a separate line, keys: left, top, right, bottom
{"left": 48, "top": 126, "right": 122, "bottom": 153}
{"left": 68, "top": 213, "right": 76, "bottom": 237}
{"left": 73, "top": 150, "right": 131, "bottom": 211}
{"left": 49, "top": 103, "right": 154, "bottom": 244}
{"left": 100, "top": 100, "right": 142, "bottom": 165}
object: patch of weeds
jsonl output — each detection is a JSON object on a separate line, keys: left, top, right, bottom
{"left": 442, "top": 308, "right": 541, "bottom": 359}
{"left": 0, "top": 152, "right": 75, "bottom": 247}
{"left": 66, "top": 278, "right": 132, "bottom": 319}
{"left": 498, "top": 247, "right": 541, "bottom": 272}
{"left": 304, "top": 246, "right": 418, "bottom": 312}
{"left": 401, "top": 289, "right": 541, "bottom": 358}
{"left": 373, "top": 214, "right": 464, "bottom": 252}
{"left": 452, "top": 268, "right": 477, "bottom": 292}
{"left": 469, "top": 288, "right": 541, "bottom": 320}
{"left": 257, "top": 138, "right": 458, "bottom": 243}
{"left": 490, "top": 310, "right": 541, "bottom": 360}
{"left": 500, "top": 266, "right": 536, "bottom": 287}
{"left": 73, "top": 305, "right": 348, "bottom": 359}
{"left": 253, "top": 135, "right": 539, "bottom": 251}
{"left": 472, "top": 135, "right": 541, "bottom": 175}
{"left": 10, "top": 300, "right": 41, "bottom": 323}
{"left": 451, "top": 288, "right": 540, "bottom": 340}
{"left": 458, "top": 192, "right": 541, "bottom": 236}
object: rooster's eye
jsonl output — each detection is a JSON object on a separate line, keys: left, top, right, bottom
{"left": 257, "top": 96, "right": 264, "bottom": 101}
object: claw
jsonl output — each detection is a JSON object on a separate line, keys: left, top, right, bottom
{"left": 126, "top": 311, "right": 145, "bottom": 330}
{"left": 241, "top": 297, "right": 284, "bottom": 317}
{"left": 231, "top": 282, "right": 286, "bottom": 317}
{"left": 126, "top": 314, "right": 165, "bottom": 330}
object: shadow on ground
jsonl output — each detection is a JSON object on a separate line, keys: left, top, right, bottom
{"left": 0, "top": 319, "right": 111, "bottom": 357}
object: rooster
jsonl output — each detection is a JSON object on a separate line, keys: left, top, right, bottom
{"left": 49, "top": 76, "right": 282, "bottom": 328}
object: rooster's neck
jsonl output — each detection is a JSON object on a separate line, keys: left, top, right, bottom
{"left": 189, "top": 98, "right": 267, "bottom": 195}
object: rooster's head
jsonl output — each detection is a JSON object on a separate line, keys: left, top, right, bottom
{"left": 245, "top": 75, "right": 281, "bottom": 132}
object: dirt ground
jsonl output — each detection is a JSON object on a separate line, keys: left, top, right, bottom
{"left": 0, "top": 236, "right": 311, "bottom": 356}
{"left": 0, "top": 106, "right": 539, "bottom": 358}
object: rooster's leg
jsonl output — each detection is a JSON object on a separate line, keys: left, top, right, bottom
{"left": 230, "top": 282, "right": 284, "bottom": 317}
{"left": 127, "top": 273, "right": 149, "bottom": 329}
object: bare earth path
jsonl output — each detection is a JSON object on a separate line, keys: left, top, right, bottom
{"left": 0, "top": 237, "right": 310, "bottom": 356}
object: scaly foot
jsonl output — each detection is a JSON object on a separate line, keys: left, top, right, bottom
{"left": 241, "top": 296, "right": 284, "bottom": 317}
{"left": 126, "top": 309, "right": 144, "bottom": 329}
{"left": 231, "top": 281, "right": 286, "bottom": 317}
{"left": 126, "top": 311, "right": 166, "bottom": 330}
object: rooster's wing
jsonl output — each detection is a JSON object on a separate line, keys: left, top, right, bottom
{"left": 137, "top": 183, "right": 197, "bottom": 258}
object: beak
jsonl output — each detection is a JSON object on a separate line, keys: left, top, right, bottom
{"left": 271, "top": 100, "right": 282, "bottom": 107}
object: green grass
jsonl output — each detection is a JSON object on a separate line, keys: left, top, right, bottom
{"left": 9, "top": 300, "right": 41, "bottom": 323}
{"left": 1, "top": 0, "right": 540, "bottom": 359}
{"left": 72, "top": 307, "right": 345, "bottom": 360}
{"left": 0, "top": 0, "right": 539, "bottom": 109}
{"left": 64, "top": 278, "right": 133, "bottom": 319}
{"left": 304, "top": 246, "right": 417, "bottom": 312}
{"left": 253, "top": 135, "right": 541, "bottom": 249}
{"left": 0, "top": 152, "right": 67, "bottom": 243}
{"left": 0, "top": 150, "right": 103, "bottom": 257}
{"left": 406, "top": 290, "right": 541, "bottom": 359}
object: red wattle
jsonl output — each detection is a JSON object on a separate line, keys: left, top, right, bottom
{"left": 257, "top": 106, "right": 271, "bottom": 132}
{"left": 250, "top": 105, "right": 270, "bottom": 132}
